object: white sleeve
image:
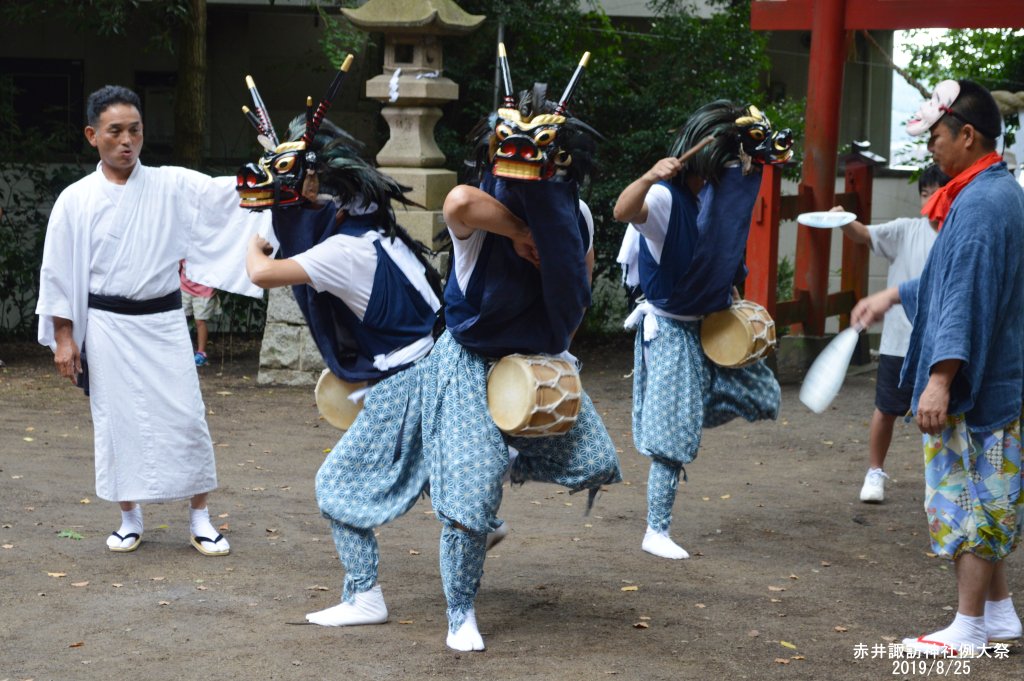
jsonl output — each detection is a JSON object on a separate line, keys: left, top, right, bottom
{"left": 35, "top": 188, "right": 84, "bottom": 350}
{"left": 181, "top": 170, "right": 273, "bottom": 299}
{"left": 448, "top": 227, "right": 486, "bottom": 294}
{"left": 578, "top": 200, "right": 595, "bottom": 254}
{"left": 868, "top": 217, "right": 913, "bottom": 263}
{"left": 630, "top": 183, "right": 672, "bottom": 264}
{"left": 290, "top": 234, "right": 377, "bottom": 317}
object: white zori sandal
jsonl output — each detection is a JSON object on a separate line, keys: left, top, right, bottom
{"left": 190, "top": 533, "right": 230, "bottom": 556}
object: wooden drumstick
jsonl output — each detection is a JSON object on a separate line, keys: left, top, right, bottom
{"left": 677, "top": 134, "right": 717, "bottom": 163}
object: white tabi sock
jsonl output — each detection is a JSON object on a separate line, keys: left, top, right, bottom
{"left": 306, "top": 584, "right": 388, "bottom": 626}
{"left": 642, "top": 526, "right": 689, "bottom": 560}
{"left": 985, "top": 597, "right": 1023, "bottom": 642}
{"left": 190, "top": 506, "right": 230, "bottom": 554}
{"left": 106, "top": 505, "right": 143, "bottom": 549}
{"left": 446, "top": 608, "right": 485, "bottom": 652}
{"left": 903, "top": 613, "right": 987, "bottom": 656}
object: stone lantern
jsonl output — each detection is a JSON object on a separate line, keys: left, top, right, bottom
{"left": 342, "top": 0, "right": 484, "bottom": 249}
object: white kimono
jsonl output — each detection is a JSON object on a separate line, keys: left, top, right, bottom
{"left": 36, "top": 162, "right": 270, "bottom": 502}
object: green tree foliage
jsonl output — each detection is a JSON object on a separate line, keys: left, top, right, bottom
{"left": 419, "top": 0, "right": 779, "bottom": 283}
{"left": 901, "top": 29, "right": 1024, "bottom": 92}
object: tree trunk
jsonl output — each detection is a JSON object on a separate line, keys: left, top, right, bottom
{"left": 173, "top": 0, "right": 206, "bottom": 167}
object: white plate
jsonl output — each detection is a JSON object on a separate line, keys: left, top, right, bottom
{"left": 797, "top": 211, "right": 856, "bottom": 229}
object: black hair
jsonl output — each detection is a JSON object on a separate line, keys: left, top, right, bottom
{"left": 942, "top": 79, "right": 1002, "bottom": 149}
{"left": 282, "top": 115, "right": 444, "bottom": 303}
{"left": 86, "top": 85, "right": 142, "bottom": 126}
{"left": 668, "top": 99, "right": 747, "bottom": 186}
{"left": 918, "top": 163, "right": 950, "bottom": 191}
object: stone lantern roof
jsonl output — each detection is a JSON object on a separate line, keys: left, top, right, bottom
{"left": 342, "top": 0, "right": 485, "bottom": 35}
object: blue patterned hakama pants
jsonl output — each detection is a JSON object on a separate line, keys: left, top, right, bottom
{"left": 632, "top": 318, "right": 780, "bottom": 532}
{"left": 314, "top": 363, "right": 430, "bottom": 602}
{"left": 423, "top": 331, "right": 622, "bottom": 631}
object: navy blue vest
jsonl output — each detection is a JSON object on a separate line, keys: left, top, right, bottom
{"left": 444, "top": 177, "right": 591, "bottom": 357}
{"left": 273, "top": 203, "right": 436, "bottom": 382}
{"left": 638, "top": 167, "right": 761, "bottom": 316}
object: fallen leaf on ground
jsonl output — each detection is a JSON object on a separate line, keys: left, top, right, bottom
{"left": 218, "top": 513, "right": 229, "bottom": 518}
{"left": 2, "top": 544, "right": 13, "bottom": 549}
{"left": 408, "top": 549, "right": 420, "bottom": 555}
{"left": 112, "top": 583, "right": 123, "bottom": 588}
{"left": 789, "top": 574, "right": 799, "bottom": 580}
{"left": 306, "top": 585, "right": 330, "bottom": 591}
{"left": 197, "top": 585, "right": 208, "bottom": 591}
{"left": 158, "top": 600, "right": 170, "bottom": 606}
{"left": 47, "top": 572, "right": 67, "bottom": 578}
{"left": 79, "top": 498, "right": 90, "bottom": 504}
{"left": 780, "top": 641, "right": 797, "bottom": 649}
{"left": 695, "top": 603, "right": 706, "bottom": 609}
{"left": 216, "top": 391, "right": 232, "bottom": 396}
{"left": 399, "top": 620, "right": 414, "bottom": 625}
{"left": 791, "top": 655, "right": 806, "bottom": 660}
{"left": 23, "top": 437, "right": 34, "bottom": 442}
{"left": 218, "top": 523, "right": 230, "bottom": 531}
{"left": 770, "top": 598, "right": 783, "bottom": 603}
{"left": 620, "top": 585, "right": 639, "bottom": 592}
{"left": 71, "top": 581, "right": 89, "bottom": 587}
{"left": 57, "top": 529, "right": 83, "bottom": 540}
{"left": 820, "top": 560, "right": 831, "bottom": 567}
{"left": 748, "top": 630, "right": 759, "bottom": 637}
{"left": 768, "top": 586, "right": 786, "bottom": 592}
{"left": 774, "top": 658, "right": 790, "bottom": 664}
{"left": 720, "top": 494, "right": 731, "bottom": 500}
{"left": 150, "top": 576, "right": 165, "bottom": 581}
{"left": 834, "top": 625, "right": 848, "bottom": 632}
{"left": 68, "top": 641, "right": 84, "bottom": 648}
{"left": 633, "top": 622, "right": 649, "bottom": 629}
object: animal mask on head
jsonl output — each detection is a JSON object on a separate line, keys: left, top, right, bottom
{"left": 236, "top": 55, "right": 356, "bottom": 210}
{"left": 478, "top": 44, "right": 600, "bottom": 184}
{"left": 668, "top": 101, "right": 795, "bottom": 183}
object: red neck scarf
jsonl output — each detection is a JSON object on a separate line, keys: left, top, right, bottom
{"left": 922, "top": 151, "right": 1003, "bottom": 230}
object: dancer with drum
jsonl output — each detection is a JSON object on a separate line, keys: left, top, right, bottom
{"left": 238, "top": 61, "right": 443, "bottom": 626}
{"left": 613, "top": 101, "right": 792, "bottom": 560}
{"left": 421, "top": 46, "right": 621, "bottom": 652}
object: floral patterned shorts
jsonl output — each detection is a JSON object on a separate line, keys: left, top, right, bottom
{"left": 923, "top": 414, "right": 1024, "bottom": 560}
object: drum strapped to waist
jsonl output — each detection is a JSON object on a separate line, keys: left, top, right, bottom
{"left": 487, "top": 354, "right": 582, "bottom": 437}
{"left": 314, "top": 369, "right": 368, "bottom": 431}
{"left": 700, "top": 299, "right": 776, "bottom": 368}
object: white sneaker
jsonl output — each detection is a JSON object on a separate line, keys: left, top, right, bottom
{"left": 859, "top": 468, "right": 889, "bottom": 503}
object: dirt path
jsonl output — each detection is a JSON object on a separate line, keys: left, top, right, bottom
{"left": 1, "top": 339, "right": 1019, "bottom": 680}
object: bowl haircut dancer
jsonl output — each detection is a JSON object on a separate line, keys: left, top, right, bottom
{"left": 852, "top": 79, "right": 1024, "bottom": 656}
{"left": 613, "top": 102, "right": 793, "bottom": 560}
{"left": 422, "top": 46, "right": 622, "bottom": 651}
{"left": 238, "top": 59, "right": 444, "bottom": 626}
{"left": 36, "top": 85, "right": 269, "bottom": 558}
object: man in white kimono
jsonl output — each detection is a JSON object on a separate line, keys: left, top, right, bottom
{"left": 36, "top": 85, "right": 268, "bottom": 556}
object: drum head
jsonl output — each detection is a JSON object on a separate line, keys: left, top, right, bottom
{"left": 701, "top": 308, "right": 754, "bottom": 367}
{"left": 314, "top": 369, "right": 367, "bottom": 431}
{"left": 487, "top": 357, "right": 536, "bottom": 433}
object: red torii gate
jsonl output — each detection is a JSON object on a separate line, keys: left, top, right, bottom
{"left": 745, "top": 0, "right": 1024, "bottom": 337}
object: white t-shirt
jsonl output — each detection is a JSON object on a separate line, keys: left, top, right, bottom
{"left": 291, "top": 231, "right": 379, "bottom": 318}
{"left": 450, "top": 199, "right": 595, "bottom": 294}
{"left": 869, "top": 216, "right": 937, "bottom": 356}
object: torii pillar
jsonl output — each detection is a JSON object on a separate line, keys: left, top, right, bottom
{"left": 751, "top": 0, "right": 1024, "bottom": 337}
